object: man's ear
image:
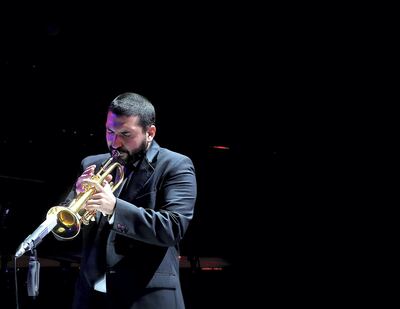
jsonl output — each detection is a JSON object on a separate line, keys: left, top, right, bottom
{"left": 147, "top": 125, "right": 156, "bottom": 141}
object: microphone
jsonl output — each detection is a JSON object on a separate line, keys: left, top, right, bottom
{"left": 15, "top": 215, "right": 58, "bottom": 258}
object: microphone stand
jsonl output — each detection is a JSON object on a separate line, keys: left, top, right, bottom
{"left": 27, "top": 248, "right": 40, "bottom": 298}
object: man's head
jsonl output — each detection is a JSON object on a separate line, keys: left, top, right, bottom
{"left": 106, "top": 92, "right": 156, "bottom": 164}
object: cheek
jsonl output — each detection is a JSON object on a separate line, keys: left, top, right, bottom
{"left": 125, "top": 138, "right": 141, "bottom": 149}
{"left": 125, "top": 135, "right": 147, "bottom": 150}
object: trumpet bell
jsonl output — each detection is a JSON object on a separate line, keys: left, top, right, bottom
{"left": 47, "top": 206, "right": 81, "bottom": 240}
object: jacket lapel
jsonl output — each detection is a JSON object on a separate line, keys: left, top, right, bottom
{"left": 118, "top": 140, "right": 159, "bottom": 200}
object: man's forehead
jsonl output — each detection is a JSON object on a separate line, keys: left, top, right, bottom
{"left": 106, "top": 112, "right": 140, "bottom": 126}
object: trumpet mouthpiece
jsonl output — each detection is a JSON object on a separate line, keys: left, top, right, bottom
{"left": 111, "top": 149, "right": 120, "bottom": 158}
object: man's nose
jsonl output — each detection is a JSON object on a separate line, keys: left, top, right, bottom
{"left": 111, "top": 135, "right": 122, "bottom": 148}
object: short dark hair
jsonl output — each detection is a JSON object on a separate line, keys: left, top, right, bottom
{"left": 109, "top": 92, "right": 156, "bottom": 129}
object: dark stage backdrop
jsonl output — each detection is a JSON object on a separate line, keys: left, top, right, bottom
{"left": 0, "top": 5, "right": 296, "bottom": 259}
{"left": 0, "top": 4, "right": 335, "bottom": 307}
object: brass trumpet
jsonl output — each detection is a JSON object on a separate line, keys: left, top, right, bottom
{"left": 47, "top": 150, "right": 125, "bottom": 240}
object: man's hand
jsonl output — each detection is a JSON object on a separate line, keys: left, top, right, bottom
{"left": 75, "top": 165, "right": 96, "bottom": 194}
{"left": 83, "top": 175, "right": 115, "bottom": 216}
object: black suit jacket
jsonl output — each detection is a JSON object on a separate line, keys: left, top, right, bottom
{"left": 72, "top": 140, "right": 197, "bottom": 309}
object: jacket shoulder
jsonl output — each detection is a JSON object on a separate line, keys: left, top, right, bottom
{"left": 157, "top": 148, "right": 195, "bottom": 172}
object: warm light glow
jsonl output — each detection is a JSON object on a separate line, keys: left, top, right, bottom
{"left": 201, "top": 267, "right": 224, "bottom": 271}
{"left": 211, "top": 145, "right": 230, "bottom": 150}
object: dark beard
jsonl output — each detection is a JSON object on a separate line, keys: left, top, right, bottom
{"left": 110, "top": 140, "right": 148, "bottom": 167}
{"left": 127, "top": 148, "right": 146, "bottom": 166}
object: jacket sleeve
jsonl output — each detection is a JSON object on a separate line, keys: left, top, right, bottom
{"left": 112, "top": 155, "right": 197, "bottom": 247}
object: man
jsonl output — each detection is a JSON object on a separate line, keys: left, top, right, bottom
{"left": 70, "top": 92, "right": 197, "bottom": 308}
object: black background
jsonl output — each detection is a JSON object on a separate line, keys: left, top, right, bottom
{"left": 0, "top": 3, "right": 340, "bottom": 308}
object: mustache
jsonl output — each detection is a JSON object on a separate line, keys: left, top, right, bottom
{"left": 110, "top": 147, "right": 128, "bottom": 154}
{"left": 109, "top": 147, "right": 128, "bottom": 164}
{"left": 109, "top": 147, "right": 145, "bottom": 164}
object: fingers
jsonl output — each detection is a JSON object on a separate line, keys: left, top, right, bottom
{"left": 82, "top": 176, "right": 116, "bottom": 215}
{"left": 105, "top": 174, "right": 113, "bottom": 183}
{"left": 76, "top": 165, "right": 97, "bottom": 194}
{"left": 84, "top": 197, "right": 101, "bottom": 211}
{"left": 82, "top": 165, "right": 96, "bottom": 176}
{"left": 83, "top": 177, "right": 113, "bottom": 196}
{"left": 82, "top": 179, "right": 105, "bottom": 192}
